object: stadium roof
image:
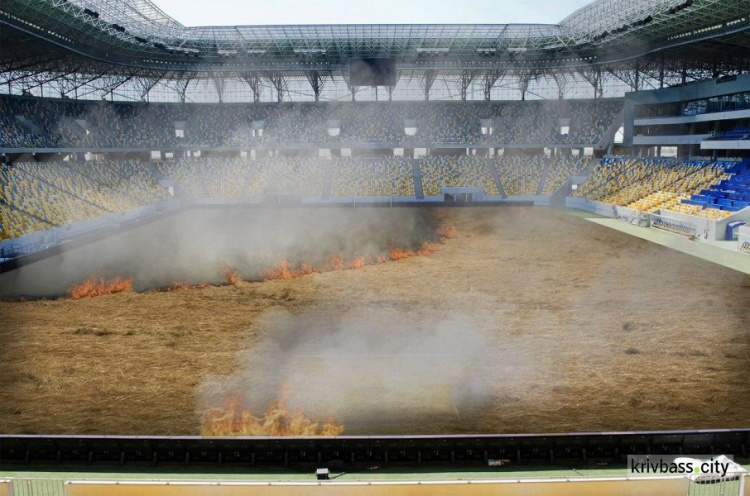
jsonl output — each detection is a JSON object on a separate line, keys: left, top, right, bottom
{"left": 1, "top": 0, "right": 749, "bottom": 73}
{"left": 1, "top": 0, "right": 749, "bottom": 103}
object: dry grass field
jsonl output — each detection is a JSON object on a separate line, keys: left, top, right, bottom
{"left": 0, "top": 206, "right": 749, "bottom": 435}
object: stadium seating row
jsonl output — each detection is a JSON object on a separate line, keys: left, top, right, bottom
{"left": 247, "top": 157, "right": 327, "bottom": 198}
{"left": 493, "top": 155, "right": 544, "bottom": 196}
{"left": 0, "top": 154, "right": 590, "bottom": 241}
{"left": 332, "top": 157, "right": 414, "bottom": 197}
{"left": 420, "top": 156, "right": 499, "bottom": 196}
{"left": 708, "top": 126, "right": 750, "bottom": 141}
{"left": 0, "top": 96, "right": 621, "bottom": 149}
{"left": 0, "top": 160, "right": 170, "bottom": 241}
{"left": 683, "top": 159, "right": 750, "bottom": 213}
{"left": 543, "top": 156, "right": 591, "bottom": 195}
{"left": 154, "top": 156, "right": 582, "bottom": 199}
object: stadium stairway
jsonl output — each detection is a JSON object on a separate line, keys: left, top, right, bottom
{"left": 239, "top": 163, "right": 256, "bottom": 199}
{"left": 197, "top": 164, "right": 210, "bottom": 198}
{"left": 62, "top": 117, "right": 88, "bottom": 142}
{"left": 148, "top": 162, "right": 167, "bottom": 182}
{"left": 598, "top": 107, "right": 624, "bottom": 152}
{"left": 536, "top": 158, "right": 552, "bottom": 195}
{"left": 145, "top": 163, "right": 176, "bottom": 199}
{"left": 579, "top": 157, "right": 597, "bottom": 176}
{"left": 322, "top": 160, "right": 333, "bottom": 199}
{"left": 14, "top": 116, "right": 42, "bottom": 135}
{"left": 412, "top": 159, "right": 425, "bottom": 199}
{"left": 486, "top": 158, "right": 507, "bottom": 198}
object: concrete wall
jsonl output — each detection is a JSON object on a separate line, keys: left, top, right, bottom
{"left": 565, "top": 197, "right": 739, "bottom": 241}
{"left": 633, "top": 134, "right": 709, "bottom": 146}
{"left": 702, "top": 140, "right": 750, "bottom": 151}
{"left": 714, "top": 208, "right": 750, "bottom": 241}
{"left": 739, "top": 224, "right": 750, "bottom": 250}
{"left": 565, "top": 197, "right": 617, "bottom": 216}
{"left": 506, "top": 195, "right": 551, "bottom": 206}
{"left": 64, "top": 477, "right": 694, "bottom": 496}
{"left": 635, "top": 109, "right": 750, "bottom": 127}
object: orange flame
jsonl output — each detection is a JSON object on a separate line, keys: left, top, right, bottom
{"left": 265, "top": 260, "right": 317, "bottom": 280}
{"left": 325, "top": 254, "right": 346, "bottom": 271}
{"left": 388, "top": 246, "right": 416, "bottom": 260}
{"left": 349, "top": 255, "right": 366, "bottom": 269}
{"left": 64, "top": 214, "right": 458, "bottom": 298}
{"left": 201, "top": 385, "right": 344, "bottom": 436}
{"left": 418, "top": 241, "right": 442, "bottom": 255}
{"left": 436, "top": 224, "right": 457, "bottom": 240}
{"left": 67, "top": 276, "right": 133, "bottom": 299}
{"left": 223, "top": 268, "right": 240, "bottom": 285}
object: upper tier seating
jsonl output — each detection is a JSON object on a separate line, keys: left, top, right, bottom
{"left": 0, "top": 96, "right": 621, "bottom": 149}
{"left": 708, "top": 126, "right": 750, "bottom": 141}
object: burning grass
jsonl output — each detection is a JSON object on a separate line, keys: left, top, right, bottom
{"left": 67, "top": 276, "right": 133, "bottom": 299}
{"left": 262, "top": 243, "right": 442, "bottom": 281}
{"left": 201, "top": 385, "right": 344, "bottom": 436}
{"left": 223, "top": 268, "right": 241, "bottom": 285}
{"left": 61, "top": 213, "right": 458, "bottom": 299}
{"left": 261, "top": 215, "right": 456, "bottom": 281}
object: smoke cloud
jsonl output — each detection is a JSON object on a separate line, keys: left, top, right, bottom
{"left": 0, "top": 207, "right": 436, "bottom": 298}
{"left": 198, "top": 289, "right": 557, "bottom": 435}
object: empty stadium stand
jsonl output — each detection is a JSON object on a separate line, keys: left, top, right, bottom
{"left": 493, "top": 155, "right": 545, "bottom": 196}
{"left": 573, "top": 157, "right": 746, "bottom": 220}
{"left": 707, "top": 126, "right": 750, "bottom": 141}
{"left": 0, "top": 160, "right": 169, "bottom": 241}
{"left": 420, "top": 156, "right": 499, "bottom": 197}
{"left": 246, "top": 158, "right": 327, "bottom": 199}
{"left": 2, "top": 151, "right": 603, "bottom": 241}
{"left": 331, "top": 158, "right": 415, "bottom": 197}
{"left": 543, "top": 156, "right": 591, "bottom": 195}
{"left": 682, "top": 159, "right": 750, "bottom": 214}
{"left": 0, "top": 97, "right": 621, "bottom": 150}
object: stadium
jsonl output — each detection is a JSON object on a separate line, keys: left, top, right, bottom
{"left": 0, "top": 0, "right": 749, "bottom": 494}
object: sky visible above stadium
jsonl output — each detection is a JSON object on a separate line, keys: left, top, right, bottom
{"left": 154, "top": 0, "right": 593, "bottom": 26}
